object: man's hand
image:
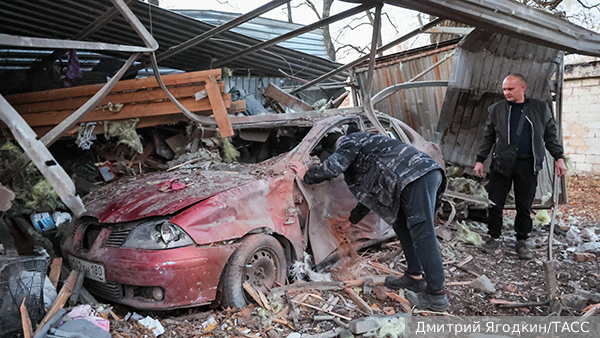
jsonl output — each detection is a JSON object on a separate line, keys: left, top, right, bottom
{"left": 290, "top": 162, "right": 308, "bottom": 179}
{"left": 556, "top": 158, "right": 567, "bottom": 177}
{"left": 474, "top": 162, "right": 485, "bottom": 177}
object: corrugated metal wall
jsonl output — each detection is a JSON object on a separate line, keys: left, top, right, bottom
{"left": 223, "top": 76, "right": 345, "bottom": 108}
{"left": 174, "top": 10, "right": 330, "bottom": 61}
{"left": 437, "top": 29, "right": 564, "bottom": 204}
{"left": 353, "top": 42, "right": 456, "bottom": 141}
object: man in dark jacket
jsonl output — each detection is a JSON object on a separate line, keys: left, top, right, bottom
{"left": 290, "top": 130, "right": 449, "bottom": 311}
{"left": 474, "top": 73, "right": 567, "bottom": 259}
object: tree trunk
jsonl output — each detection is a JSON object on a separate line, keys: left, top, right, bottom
{"left": 322, "top": 0, "right": 336, "bottom": 61}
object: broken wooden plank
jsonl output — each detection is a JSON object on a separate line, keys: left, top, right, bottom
{"left": 284, "top": 290, "right": 299, "bottom": 329}
{"left": 242, "top": 281, "right": 271, "bottom": 310}
{"left": 291, "top": 299, "right": 352, "bottom": 321}
{"left": 33, "top": 270, "right": 78, "bottom": 336}
{"left": 12, "top": 82, "right": 224, "bottom": 115}
{"left": 6, "top": 69, "right": 222, "bottom": 105}
{"left": 367, "top": 261, "right": 404, "bottom": 276}
{"left": 344, "top": 287, "right": 373, "bottom": 315}
{"left": 49, "top": 258, "right": 62, "bottom": 289}
{"left": 69, "top": 270, "right": 86, "bottom": 306}
{"left": 264, "top": 83, "right": 313, "bottom": 112}
{"left": 385, "top": 292, "right": 412, "bottom": 313}
{"left": 205, "top": 75, "right": 234, "bottom": 138}
{"left": 20, "top": 299, "right": 33, "bottom": 338}
{"left": 270, "top": 281, "right": 343, "bottom": 299}
{"left": 16, "top": 95, "right": 232, "bottom": 128}
{"left": 343, "top": 275, "right": 387, "bottom": 288}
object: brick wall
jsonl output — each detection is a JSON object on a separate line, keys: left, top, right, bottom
{"left": 562, "top": 61, "right": 600, "bottom": 173}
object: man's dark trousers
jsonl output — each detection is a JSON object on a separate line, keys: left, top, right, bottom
{"left": 392, "top": 169, "right": 445, "bottom": 292}
{"left": 487, "top": 157, "right": 538, "bottom": 241}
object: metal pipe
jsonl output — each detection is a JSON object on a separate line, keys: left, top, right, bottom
{"left": 0, "top": 34, "right": 154, "bottom": 52}
{"left": 290, "top": 17, "right": 446, "bottom": 95}
{"left": 362, "top": 3, "right": 387, "bottom": 135}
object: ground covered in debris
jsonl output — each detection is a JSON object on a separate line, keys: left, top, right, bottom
{"left": 100, "top": 173, "right": 600, "bottom": 338}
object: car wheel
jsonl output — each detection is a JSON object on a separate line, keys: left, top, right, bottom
{"left": 221, "top": 234, "right": 287, "bottom": 308}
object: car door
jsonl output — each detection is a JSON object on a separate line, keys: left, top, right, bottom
{"left": 289, "top": 116, "right": 390, "bottom": 265}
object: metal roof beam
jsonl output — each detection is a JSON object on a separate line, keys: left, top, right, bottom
{"left": 383, "top": 0, "right": 600, "bottom": 56}
{"left": 0, "top": 34, "right": 154, "bottom": 52}
{"left": 213, "top": 2, "right": 376, "bottom": 68}
{"left": 290, "top": 17, "right": 446, "bottom": 95}
{"left": 157, "top": 0, "right": 291, "bottom": 62}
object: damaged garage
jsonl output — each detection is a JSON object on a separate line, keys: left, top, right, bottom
{"left": 2, "top": 0, "right": 600, "bottom": 337}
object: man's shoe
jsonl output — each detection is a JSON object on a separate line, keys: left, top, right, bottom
{"left": 516, "top": 239, "right": 532, "bottom": 260}
{"left": 481, "top": 237, "right": 500, "bottom": 254}
{"left": 385, "top": 274, "right": 426, "bottom": 293}
{"left": 406, "top": 289, "right": 449, "bottom": 312}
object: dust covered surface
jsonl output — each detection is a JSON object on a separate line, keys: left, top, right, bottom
{"left": 101, "top": 173, "right": 600, "bottom": 337}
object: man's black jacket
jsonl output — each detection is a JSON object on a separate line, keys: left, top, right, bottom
{"left": 303, "top": 131, "right": 445, "bottom": 225}
{"left": 476, "top": 98, "right": 564, "bottom": 173}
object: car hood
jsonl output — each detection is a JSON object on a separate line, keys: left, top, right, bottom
{"left": 83, "top": 170, "right": 257, "bottom": 223}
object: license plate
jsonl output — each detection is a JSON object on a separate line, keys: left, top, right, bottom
{"left": 69, "top": 256, "right": 107, "bottom": 283}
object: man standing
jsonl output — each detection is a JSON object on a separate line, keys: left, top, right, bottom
{"left": 290, "top": 129, "right": 449, "bottom": 311}
{"left": 474, "top": 73, "right": 567, "bottom": 259}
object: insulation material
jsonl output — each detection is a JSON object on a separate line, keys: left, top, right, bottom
{"left": 533, "top": 210, "right": 551, "bottom": 226}
{"left": 447, "top": 177, "right": 488, "bottom": 199}
{"left": 456, "top": 221, "right": 485, "bottom": 246}
{"left": 104, "top": 119, "right": 143, "bottom": 154}
{"left": 0, "top": 141, "right": 65, "bottom": 216}
{"left": 221, "top": 136, "right": 239, "bottom": 163}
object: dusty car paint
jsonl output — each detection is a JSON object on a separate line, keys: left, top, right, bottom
{"left": 172, "top": 174, "right": 304, "bottom": 261}
{"left": 61, "top": 113, "right": 441, "bottom": 310}
{"left": 84, "top": 170, "right": 257, "bottom": 223}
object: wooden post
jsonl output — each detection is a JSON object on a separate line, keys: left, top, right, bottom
{"left": 205, "top": 75, "right": 234, "bottom": 138}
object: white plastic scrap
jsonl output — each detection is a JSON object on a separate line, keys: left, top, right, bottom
{"left": 533, "top": 210, "right": 551, "bottom": 226}
{"left": 202, "top": 316, "right": 217, "bottom": 330}
{"left": 75, "top": 122, "right": 97, "bottom": 150}
{"left": 138, "top": 316, "right": 165, "bottom": 336}
{"left": 290, "top": 252, "right": 332, "bottom": 282}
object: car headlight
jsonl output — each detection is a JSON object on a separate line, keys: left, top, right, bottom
{"left": 121, "top": 219, "right": 194, "bottom": 250}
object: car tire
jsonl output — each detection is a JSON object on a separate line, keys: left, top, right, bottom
{"left": 221, "top": 234, "right": 287, "bottom": 308}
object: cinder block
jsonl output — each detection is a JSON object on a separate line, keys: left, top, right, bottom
{"left": 576, "top": 163, "right": 593, "bottom": 172}
{"left": 586, "top": 155, "right": 600, "bottom": 165}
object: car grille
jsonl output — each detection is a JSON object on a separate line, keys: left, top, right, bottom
{"left": 84, "top": 279, "right": 123, "bottom": 301}
{"left": 105, "top": 228, "right": 132, "bottom": 247}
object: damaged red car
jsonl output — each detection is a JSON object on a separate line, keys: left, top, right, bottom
{"left": 60, "top": 111, "right": 443, "bottom": 310}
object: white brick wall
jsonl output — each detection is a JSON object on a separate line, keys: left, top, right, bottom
{"left": 563, "top": 61, "right": 600, "bottom": 174}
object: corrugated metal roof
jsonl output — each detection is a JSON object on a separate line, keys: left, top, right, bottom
{"left": 0, "top": 0, "right": 345, "bottom": 81}
{"left": 173, "top": 9, "right": 330, "bottom": 61}
{"left": 353, "top": 39, "right": 458, "bottom": 141}
{"left": 436, "top": 29, "right": 564, "bottom": 203}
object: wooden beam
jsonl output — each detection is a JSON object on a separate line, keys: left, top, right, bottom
{"left": 20, "top": 299, "right": 33, "bottom": 338}
{"left": 6, "top": 69, "right": 221, "bottom": 105}
{"left": 13, "top": 82, "right": 224, "bottom": 114}
{"left": 16, "top": 95, "right": 232, "bottom": 127}
{"left": 205, "top": 75, "right": 234, "bottom": 138}
{"left": 49, "top": 258, "right": 62, "bottom": 289}
{"left": 264, "top": 83, "right": 312, "bottom": 112}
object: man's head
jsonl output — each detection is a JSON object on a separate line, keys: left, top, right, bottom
{"left": 502, "top": 73, "right": 527, "bottom": 103}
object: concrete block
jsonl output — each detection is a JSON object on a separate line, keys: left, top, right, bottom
{"left": 586, "top": 155, "right": 600, "bottom": 165}
{"left": 575, "top": 289, "right": 600, "bottom": 303}
{"left": 469, "top": 274, "right": 496, "bottom": 293}
{"left": 592, "top": 164, "right": 600, "bottom": 173}
{"left": 576, "top": 163, "right": 594, "bottom": 172}
{"left": 580, "top": 78, "right": 600, "bottom": 87}
{"left": 562, "top": 294, "right": 589, "bottom": 311}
